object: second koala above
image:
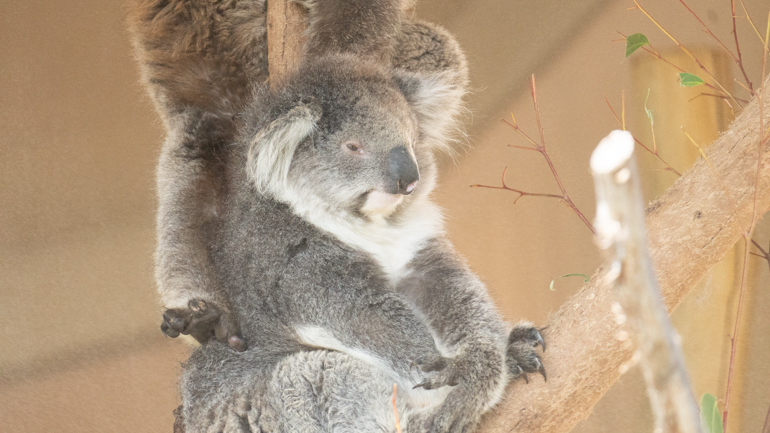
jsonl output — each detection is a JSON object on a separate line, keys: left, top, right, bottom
{"left": 129, "top": 0, "right": 545, "bottom": 432}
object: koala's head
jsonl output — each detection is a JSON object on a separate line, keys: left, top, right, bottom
{"left": 245, "top": 55, "right": 463, "bottom": 221}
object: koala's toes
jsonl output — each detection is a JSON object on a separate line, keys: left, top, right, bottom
{"left": 160, "top": 299, "right": 246, "bottom": 351}
{"left": 508, "top": 323, "right": 546, "bottom": 352}
{"left": 507, "top": 323, "right": 546, "bottom": 383}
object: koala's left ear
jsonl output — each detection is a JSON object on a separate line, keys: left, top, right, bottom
{"left": 393, "top": 70, "right": 466, "bottom": 154}
{"left": 247, "top": 101, "right": 322, "bottom": 193}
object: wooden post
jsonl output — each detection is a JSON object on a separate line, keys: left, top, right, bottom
{"left": 266, "top": 0, "right": 307, "bottom": 90}
{"left": 590, "top": 131, "right": 703, "bottom": 433}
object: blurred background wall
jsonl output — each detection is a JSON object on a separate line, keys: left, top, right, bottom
{"left": 1, "top": 0, "right": 768, "bottom": 431}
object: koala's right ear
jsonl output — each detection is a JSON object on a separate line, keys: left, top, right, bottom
{"left": 393, "top": 70, "right": 467, "bottom": 155}
{"left": 247, "top": 102, "right": 322, "bottom": 193}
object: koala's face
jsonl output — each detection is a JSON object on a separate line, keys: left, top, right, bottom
{"left": 296, "top": 80, "right": 422, "bottom": 218}
{"left": 248, "top": 58, "right": 443, "bottom": 220}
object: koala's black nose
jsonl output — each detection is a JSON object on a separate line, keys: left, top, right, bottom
{"left": 387, "top": 146, "right": 419, "bottom": 195}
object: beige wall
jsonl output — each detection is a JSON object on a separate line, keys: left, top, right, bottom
{"left": 1, "top": 0, "right": 768, "bottom": 432}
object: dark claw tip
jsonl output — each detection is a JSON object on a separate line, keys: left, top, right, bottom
{"left": 522, "top": 372, "right": 529, "bottom": 384}
{"left": 413, "top": 382, "right": 426, "bottom": 390}
{"left": 538, "top": 365, "right": 547, "bottom": 382}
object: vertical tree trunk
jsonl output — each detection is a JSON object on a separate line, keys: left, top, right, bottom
{"left": 266, "top": 0, "right": 306, "bottom": 89}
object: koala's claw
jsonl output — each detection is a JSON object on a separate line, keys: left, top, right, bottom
{"left": 161, "top": 299, "right": 246, "bottom": 352}
{"left": 506, "top": 323, "right": 546, "bottom": 383}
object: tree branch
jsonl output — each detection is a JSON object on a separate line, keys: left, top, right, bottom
{"left": 477, "top": 74, "right": 770, "bottom": 433}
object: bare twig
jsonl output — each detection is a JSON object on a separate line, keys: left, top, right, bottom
{"left": 471, "top": 75, "right": 595, "bottom": 234}
{"left": 724, "top": 17, "right": 770, "bottom": 433}
{"left": 730, "top": 0, "right": 756, "bottom": 96}
{"left": 738, "top": 0, "right": 770, "bottom": 55}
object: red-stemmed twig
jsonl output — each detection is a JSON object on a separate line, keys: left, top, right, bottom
{"left": 730, "top": 0, "right": 756, "bottom": 96}
{"left": 675, "top": 0, "right": 755, "bottom": 96}
{"left": 471, "top": 75, "right": 596, "bottom": 235}
{"left": 629, "top": 1, "right": 744, "bottom": 109}
{"left": 603, "top": 96, "right": 682, "bottom": 176}
{"left": 723, "top": 21, "right": 768, "bottom": 432}
{"left": 617, "top": 32, "right": 749, "bottom": 111}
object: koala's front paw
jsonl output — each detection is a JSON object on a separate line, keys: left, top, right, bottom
{"left": 161, "top": 299, "right": 246, "bottom": 352}
{"left": 411, "top": 356, "right": 460, "bottom": 390}
{"left": 506, "top": 323, "right": 546, "bottom": 383}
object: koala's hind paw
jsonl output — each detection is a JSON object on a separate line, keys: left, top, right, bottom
{"left": 506, "top": 324, "right": 546, "bottom": 383}
{"left": 161, "top": 299, "right": 246, "bottom": 352}
{"left": 411, "top": 356, "right": 461, "bottom": 390}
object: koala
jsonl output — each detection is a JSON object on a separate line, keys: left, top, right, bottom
{"left": 129, "top": 0, "right": 545, "bottom": 432}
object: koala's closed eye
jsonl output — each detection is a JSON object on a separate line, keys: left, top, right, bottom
{"left": 342, "top": 141, "right": 365, "bottom": 156}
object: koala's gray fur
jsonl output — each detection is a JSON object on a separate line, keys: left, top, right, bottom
{"left": 129, "top": 0, "right": 545, "bottom": 432}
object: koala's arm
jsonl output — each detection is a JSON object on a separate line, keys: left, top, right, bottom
{"left": 284, "top": 247, "right": 453, "bottom": 387}
{"left": 154, "top": 111, "right": 245, "bottom": 349}
{"left": 129, "top": 0, "right": 263, "bottom": 348}
{"left": 397, "top": 239, "right": 511, "bottom": 432}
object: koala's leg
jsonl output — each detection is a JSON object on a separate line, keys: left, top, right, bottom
{"left": 155, "top": 110, "right": 244, "bottom": 350}
{"left": 396, "top": 238, "right": 524, "bottom": 433}
{"left": 128, "top": 0, "right": 268, "bottom": 122}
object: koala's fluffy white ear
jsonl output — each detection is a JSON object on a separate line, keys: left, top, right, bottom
{"left": 394, "top": 70, "right": 467, "bottom": 155}
{"left": 247, "top": 102, "right": 322, "bottom": 193}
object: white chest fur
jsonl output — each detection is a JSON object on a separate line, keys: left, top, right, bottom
{"left": 284, "top": 191, "right": 444, "bottom": 285}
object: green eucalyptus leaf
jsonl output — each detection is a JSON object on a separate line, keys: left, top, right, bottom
{"left": 700, "top": 393, "right": 723, "bottom": 433}
{"left": 679, "top": 72, "right": 705, "bottom": 87}
{"left": 625, "top": 33, "right": 649, "bottom": 57}
{"left": 549, "top": 274, "right": 590, "bottom": 291}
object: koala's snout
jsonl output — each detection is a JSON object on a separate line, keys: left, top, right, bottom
{"left": 387, "top": 146, "right": 419, "bottom": 195}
